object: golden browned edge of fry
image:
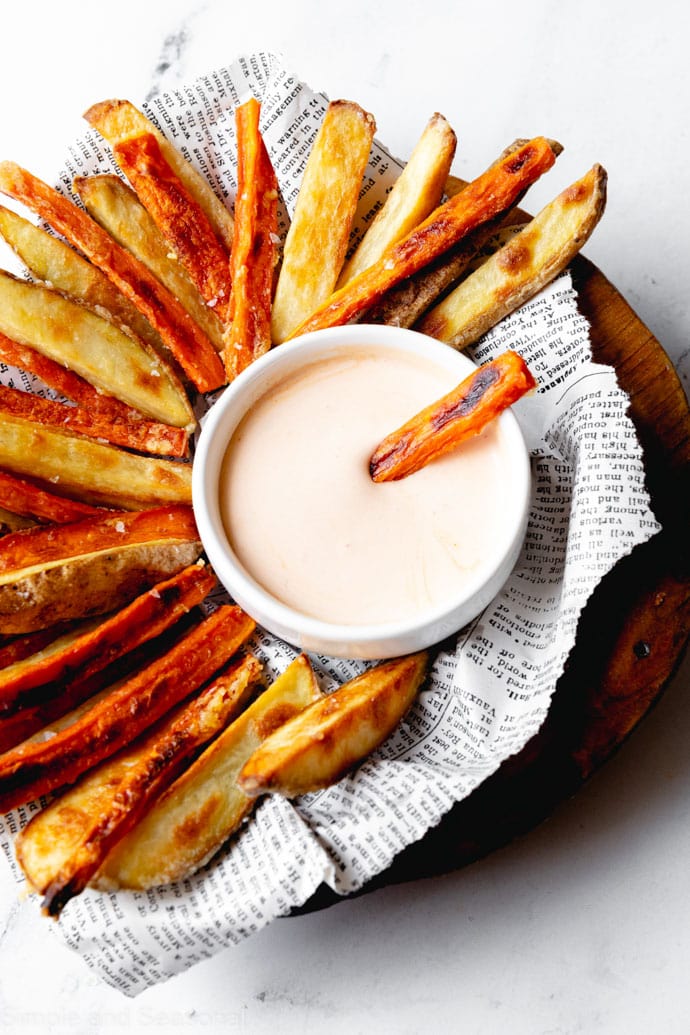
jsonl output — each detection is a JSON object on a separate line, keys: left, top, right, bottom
{"left": 74, "top": 174, "right": 224, "bottom": 352}
{"left": 0, "top": 413, "right": 192, "bottom": 513}
{"left": 239, "top": 652, "right": 428, "bottom": 798}
{"left": 0, "top": 268, "right": 193, "bottom": 429}
{"left": 338, "top": 112, "right": 457, "bottom": 287}
{"left": 271, "top": 100, "right": 376, "bottom": 343}
{"left": 0, "top": 203, "right": 167, "bottom": 361}
{"left": 83, "top": 98, "right": 234, "bottom": 251}
{"left": 16, "top": 653, "right": 262, "bottom": 916}
{"left": 94, "top": 653, "right": 322, "bottom": 890}
{"left": 418, "top": 164, "right": 607, "bottom": 348}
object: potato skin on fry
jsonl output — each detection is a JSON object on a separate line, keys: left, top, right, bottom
{"left": 0, "top": 506, "right": 201, "bottom": 634}
{"left": 238, "top": 652, "right": 428, "bottom": 797}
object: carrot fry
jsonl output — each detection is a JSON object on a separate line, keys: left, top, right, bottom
{"left": 287, "top": 137, "right": 558, "bottom": 339}
{"left": 0, "top": 470, "right": 102, "bottom": 525}
{"left": 111, "top": 132, "right": 232, "bottom": 321}
{"left": 0, "top": 562, "right": 216, "bottom": 715}
{"left": 0, "top": 624, "right": 78, "bottom": 671}
{"left": 223, "top": 98, "right": 278, "bottom": 380}
{"left": 369, "top": 351, "right": 536, "bottom": 482}
{"left": 0, "top": 385, "right": 188, "bottom": 458}
{"left": 0, "top": 163, "right": 225, "bottom": 392}
{"left": 0, "top": 604, "right": 255, "bottom": 811}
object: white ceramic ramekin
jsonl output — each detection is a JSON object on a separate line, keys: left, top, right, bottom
{"left": 192, "top": 325, "right": 531, "bottom": 659}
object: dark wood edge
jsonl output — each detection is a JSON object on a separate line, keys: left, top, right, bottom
{"left": 294, "top": 255, "right": 690, "bottom": 915}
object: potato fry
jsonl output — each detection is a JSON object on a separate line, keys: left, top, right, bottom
{"left": 0, "top": 470, "right": 102, "bottom": 525}
{"left": 0, "top": 163, "right": 225, "bottom": 392}
{"left": 238, "top": 652, "right": 428, "bottom": 797}
{"left": 0, "top": 562, "right": 215, "bottom": 715}
{"left": 0, "top": 505, "right": 201, "bottom": 634}
{"left": 369, "top": 351, "right": 536, "bottom": 482}
{"left": 83, "top": 98, "right": 234, "bottom": 252}
{"left": 0, "top": 413, "right": 192, "bottom": 511}
{"left": 0, "top": 269, "right": 192, "bottom": 428}
{"left": 0, "top": 604, "right": 255, "bottom": 812}
{"left": 0, "top": 204, "right": 167, "bottom": 360}
{"left": 74, "top": 174, "right": 224, "bottom": 352}
{"left": 96, "top": 654, "right": 322, "bottom": 890}
{"left": 16, "top": 653, "right": 261, "bottom": 917}
{"left": 337, "top": 112, "right": 456, "bottom": 287}
{"left": 223, "top": 98, "right": 278, "bottom": 379}
{"left": 271, "top": 101, "right": 376, "bottom": 343}
{"left": 286, "top": 137, "right": 558, "bottom": 339}
{"left": 418, "top": 164, "right": 607, "bottom": 347}
{"left": 0, "top": 384, "right": 188, "bottom": 458}
{"left": 110, "top": 132, "right": 232, "bottom": 320}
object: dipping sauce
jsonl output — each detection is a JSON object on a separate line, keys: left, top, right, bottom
{"left": 219, "top": 346, "right": 518, "bottom": 627}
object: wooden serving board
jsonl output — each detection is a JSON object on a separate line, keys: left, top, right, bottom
{"left": 301, "top": 255, "right": 690, "bottom": 910}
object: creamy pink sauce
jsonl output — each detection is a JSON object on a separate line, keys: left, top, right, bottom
{"left": 220, "top": 348, "right": 516, "bottom": 626}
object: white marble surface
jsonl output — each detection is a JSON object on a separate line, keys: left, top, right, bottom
{"left": 1, "top": 0, "right": 689, "bottom": 1030}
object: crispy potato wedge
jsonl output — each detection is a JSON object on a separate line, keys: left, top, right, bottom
{"left": 83, "top": 98, "right": 234, "bottom": 252}
{"left": 418, "top": 164, "right": 607, "bottom": 347}
{"left": 16, "top": 653, "right": 261, "bottom": 916}
{"left": 370, "top": 350, "right": 536, "bottom": 481}
{"left": 338, "top": 112, "right": 456, "bottom": 287}
{"left": 0, "top": 163, "right": 225, "bottom": 392}
{"left": 239, "top": 652, "right": 428, "bottom": 797}
{"left": 223, "top": 98, "right": 278, "bottom": 379}
{"left": 74, "top": 174, "right": 224, "bottom": 352}
{"left": 0, "top": 413, "right": 192, "bottom": 511}
{"left": 287, "top": 137, "right": 558, "bottom": 339}
{"left": 0, "top": 385, "right": 188, "bottom": 458}
{"left": 0, "top": 470, "right": 102, "bottom": 524}
{"left": 96, "top": 653, "right": 322, "bottom": 890}
{"left": 0, "top": 505, "right": 201, "bottom": 634}
{"left": 0, "top": 204, "right": 167, "bottom": 360}
{"left": 111, "top": 132, "right": 232, "bottom": 321}
{"left": 0, "top": 562, "right": 215, "bottom": 715}
{"left": 0, "top": 603, "right": 255, "bottom": 811}
{"left": 271, "top": 100, "right": 376, "bottom": 343}
{"left": 0, "top": 269, "right": 192, "bottom": 428}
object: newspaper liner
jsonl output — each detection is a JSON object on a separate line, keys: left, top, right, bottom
{"left": 0, "top": 52, "right": 660, "bottom": 995}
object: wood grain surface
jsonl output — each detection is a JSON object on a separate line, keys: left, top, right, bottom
{"left": 301, "top": 255, "right": 690, "bottom": 910}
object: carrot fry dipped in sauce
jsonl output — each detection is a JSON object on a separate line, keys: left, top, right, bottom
{"left": 369, "top": 350, "right": 536, "bottom": 482}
